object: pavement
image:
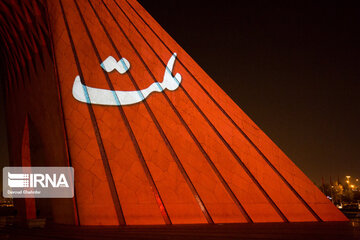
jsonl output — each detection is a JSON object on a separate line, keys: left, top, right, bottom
{"left": 1, "top": 219, "right": 359, "bottom": 240}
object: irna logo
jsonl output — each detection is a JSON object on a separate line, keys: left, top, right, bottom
{"left": 8, "top": 172, "right": 69, "bottom": 188}
{"left": 3, "top": 167, "right": 74, "bottom": 198}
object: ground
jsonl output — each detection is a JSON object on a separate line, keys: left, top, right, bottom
{"left": 1, "top": 220, "right": 359, "bottom": 240}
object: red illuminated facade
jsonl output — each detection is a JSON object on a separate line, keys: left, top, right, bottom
{"left": 1, "top": 0, "right": 347, "bottom": 225}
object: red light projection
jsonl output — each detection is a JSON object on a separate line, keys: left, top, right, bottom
{"left": 1, "top": 0, "right": 347, "bottom": 225}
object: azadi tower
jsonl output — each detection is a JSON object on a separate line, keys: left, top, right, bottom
{"left": 0, "top": 0, "right": 347, "bottom": 225}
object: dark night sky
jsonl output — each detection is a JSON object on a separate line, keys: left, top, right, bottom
{"left": 0, "top": 1, "right": 359, "bottom": 185}
{"left": 137, "top": 0, "right": 360, "bottom": 184}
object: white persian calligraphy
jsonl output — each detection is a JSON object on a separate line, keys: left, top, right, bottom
{"left": 72, "top": 53, "right": 181, "bottom": 106}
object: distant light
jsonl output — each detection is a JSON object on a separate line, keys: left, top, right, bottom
{"left": 350, "top": 185, "right": 355, "bottom": 188}
{"left": 356, "top": 179, "right": 359, "bottom": 182}
{"left": 346, "top": 176, "right": 351, "bottom": 179}
{"left": 346, "top": 180, "right": 350, "bottom": 184}
{"left": 326, "top": 196, "right": 332, "bottom": 200}
{"left": 337, "top": 205, "right": 343, "bottom": 209}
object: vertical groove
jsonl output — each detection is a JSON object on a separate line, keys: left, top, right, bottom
{"left": 114, "top": 0, "right": 256, "bottom": 222}
{"left": 44, "top": 0, "right": 80, "bottom": 226}
{"left": 99, "top": 0, "right": 215, "bottom": 223}
{"left": 0, "top": 33, "right": 19, "bottom": 91}
{"left": 118, "top": 0, "right": 288, "bottom": 222}
{"left": 72, "top": 0, "right": 171, "bottom": 225}
{"left": 0, "top": 25, "right": 25, "bottom": 88}
{"left": 107, "top": 0, "right": 254, "bottom": 223}
{"left": 0, "top": 19, "right": 28, "bottom": 84}
{"left": 59, "top": 0, "right": 126, "bottom": 225}
{"left": 125, "top": 0, "right": 322, "bottom": 222}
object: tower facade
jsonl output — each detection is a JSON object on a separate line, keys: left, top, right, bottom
{"left": 1, "top": 0, "right": 347, "bottom": 225}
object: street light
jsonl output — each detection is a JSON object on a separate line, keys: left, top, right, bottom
{"left": 346, "top": 176, "right": 351, "bottom": 185}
